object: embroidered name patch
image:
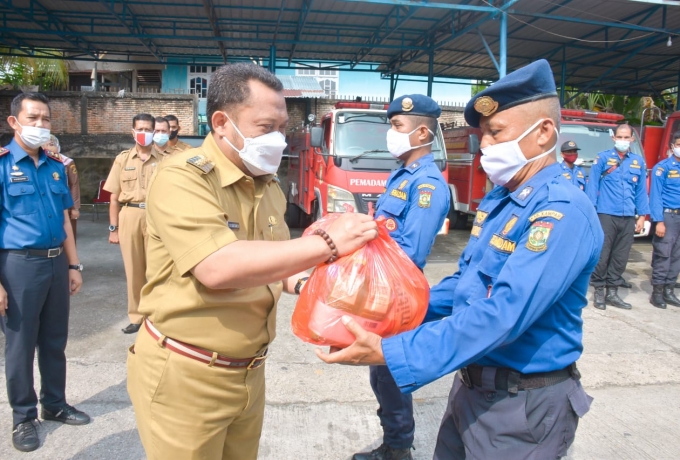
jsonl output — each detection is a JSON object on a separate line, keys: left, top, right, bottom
{"left": 417, "top": 183, "right": 436, "bottom": 190}
{"left": 526, "top": 221, "right": 553, "bottom": 252}
{"left": 10, "top": 176, "right": 28, "bottom": 183}
{"left": 630, "top": 164, "right": 641, "bottom": 169}
{"left": 227, "top": 221, "right": 240, "bottom": 230}
{"left": 124, "top": 167, "right": 136, "bottom": 171}
{"left": 390, "top": 189, "right": 407, "bottom": 200}
{"left": 490, "top": 234, "right": 516, "bottom": 254}
{"left": 474, "top": 210, "right": 489, "bottom": 225}
{"left": 528, "top": 210, "right": 564, "bottom": 222}
{"left": 471, "top": 225, "right": 482, "bottom": 237}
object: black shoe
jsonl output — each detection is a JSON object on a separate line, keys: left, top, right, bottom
{"left": 675, "top": 282, "right": 680, "bottom": 290}
{"left": 122, "top": 323, "right": 141, "bottom": 334}
{"left": 352, "top": 444, "right": 413, "bottom": 460}
{"left": 619, "top": 278, "right": 632, "bottom": 289}
{"left": 605, "top": 287, "right": 632, "bottom": 309}
{"left": 593, "top": 287, "right": 606, "bottom": 310}
{"left": 651, "top": 285, "right": 667, "bottom": 309}
{"left": 12, "top": 419, "right": 39, "bottom": 452}
{"left": 663, "top": 285, "right": 680, "bottom": 307}
{"left": 42, "top": 404, "right": 90, "bottom": 426}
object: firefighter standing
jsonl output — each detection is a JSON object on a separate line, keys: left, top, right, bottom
{"left": 559, "top": 140, "right": 587, "bottom": 191}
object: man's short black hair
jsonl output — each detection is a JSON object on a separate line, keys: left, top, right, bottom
{"left": 132, "top": 113, "right": 155, "bottom": 129}
{"left": 11, "top": 92, "right": 50, "bottom": 117}
{"left": 165, "top": 114, "right": 179, "bottom": 124}
{"left": 614, "top": 123, "right": 634, "bottom": 136}
{"left": 405, "top": 115, "right": 438, "bottom": 141}
{"left": 155, "top": 116, "right": 169, "bottom": 129}
{"left": 206, "top": 63, "right": 283, "bottom": 130}
{"left": 672, "top": 131, "right": 680, "bottom": 144}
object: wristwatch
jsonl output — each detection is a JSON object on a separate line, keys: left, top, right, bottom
{"left": 294, "top": 277, "right": 309, "bottom": 295}
{"left": 69, "top": 263, "right": 84, "bottom": 272}
{"left": 108, "top": 225, "right": 118, "bottom": 232}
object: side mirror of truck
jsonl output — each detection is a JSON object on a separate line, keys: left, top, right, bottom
{"left": 469, "top": 134, "right": 480, "bottom": 155}
{"left": 310, "top": 127, "right": 323, "bottom": 148}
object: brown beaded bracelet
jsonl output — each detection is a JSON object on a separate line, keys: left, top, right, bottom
{"left": 313, "top": 229, "right": 339, "bottom": 264}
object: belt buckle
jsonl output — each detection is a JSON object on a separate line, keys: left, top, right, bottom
{"left": 139, "top": 202, "right": 146, "bottom": 209}
{"left": 47, "top": 248, "right": 60, "bottom": 258}
{"left": 247, "top": 349, "right": 268, "bottom": 370}
{"left": 459, "top": 367, "right": 472, "bottom": 388}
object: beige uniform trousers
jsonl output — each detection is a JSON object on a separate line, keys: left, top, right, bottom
{"left": 118, "top": 206, "right": 147, "bottom": 324}
{"left": 127, "top": 325, "right": 265, "bottom": 460}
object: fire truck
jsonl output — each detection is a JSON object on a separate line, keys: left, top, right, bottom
{"left": 443, "top": 109, "right": 650, "bottom": 235}
{"left": 284, "top": 101, "right": 449, "bottom": 227}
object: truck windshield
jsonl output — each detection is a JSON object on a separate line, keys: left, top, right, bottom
{"left": 558, "top": 123, "right": 644, "bottom": 166}
{"left": 334, "top": 111, "right": 445, "bottom": 160}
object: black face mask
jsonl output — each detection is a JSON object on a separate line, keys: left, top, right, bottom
{"left": 169, "top": 129, "right": 179, "bottom": 140}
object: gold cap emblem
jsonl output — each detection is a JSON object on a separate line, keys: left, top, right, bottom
{"left": 474, "top": 96, "right": 499, "bottom": 117}
{"left": 568, "top": 141, "right": 575, "bottom": 147}
{"left": 401, "top": 97, "right": 413, "bottom": 112}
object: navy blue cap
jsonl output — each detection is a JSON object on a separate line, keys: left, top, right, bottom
{"left": 387, "top": 94, "right": 441, "bottom": 119}
{"left": 464, "top": 59, "right": 558, "bottom": 128}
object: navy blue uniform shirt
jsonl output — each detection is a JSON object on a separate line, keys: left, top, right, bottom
{"left": 375, "top": 153, "right": 450, "bottom": 269}
{"left": 650, "top": 155, "right": 680, "bottom": 222}
{"left": 559, "top": 161, "right": 587, "bottom": 192}
{"left": 586, "top": 148, "right": 650, "bottom": 217}
{"left": 382, "top": 163, "right": 603, "bottom": 393}
{"left": 0, "top": 139, "right": 72, "bottom": 249}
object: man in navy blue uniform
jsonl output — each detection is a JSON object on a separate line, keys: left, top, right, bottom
{"left": 353, "top": 95, "right": 449, "bottom": 460}
{"left": 559, "top": 141, "right": 587, "bottom": 191}
{"left": 318, "top": 60, "right": 603, "bottom": 459}
{"left": 0, "top": 93, "right": 90, "bottom": 453}
{"left": 587, "top": 124, "right": 650, "bottom": 310}
{"left": 649, "top": 131, "right": 680, "bottom": 309}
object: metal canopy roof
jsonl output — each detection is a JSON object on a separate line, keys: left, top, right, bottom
{"left": 0, "top": 0, "right": 678, "bottom": 98}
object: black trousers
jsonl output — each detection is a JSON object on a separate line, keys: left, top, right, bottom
{"left": 369, "top": 365, "right": 415, "bottom": 450}
{"left": 433, "top": 372, "right": 591, "bottom": 460}
{"left": 652, "top": 213, "right": 680, "bottom": 286}
{"left": 590, "top": 214, "right": 635, "bottom": 288}
{"left": 0, "top": 251, "right": 70, "bottom": 427}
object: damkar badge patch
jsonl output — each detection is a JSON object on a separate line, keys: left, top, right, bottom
{"left": 526, "top": 221, "right": 553, "bottom": 252}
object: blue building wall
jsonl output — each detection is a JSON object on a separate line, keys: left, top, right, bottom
{"left": 162, "top": 65, "right": 187, "bottom": 92}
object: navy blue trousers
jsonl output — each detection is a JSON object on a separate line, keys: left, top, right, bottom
{"left": 369, "top": 364, "right": 415, "bottom": 449}
{"left": 0, "top": 251, "right": 70, "bottom": 427}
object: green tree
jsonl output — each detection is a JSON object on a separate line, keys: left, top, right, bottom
{"left": 0, "top": 48, "right": 69, "bottom": 91}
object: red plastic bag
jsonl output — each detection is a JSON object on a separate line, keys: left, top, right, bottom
{"left": 291, "top": 213, "right": 430, "bottom": 348}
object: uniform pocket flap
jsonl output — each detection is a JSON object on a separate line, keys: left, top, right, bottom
{"left": 49, "top": 183, "right": 68, "bottom": 194}
{"left": 477, "top": 246, "right": 510, "bottom": 279}
{"left": 380, "top": 196, "right": 407, "bottom": 216}
{"left": 8, "top": 184, "right": 36, "bottom": 196}
{"left": 567, "top": 383, "right": 593, "bottom": 418}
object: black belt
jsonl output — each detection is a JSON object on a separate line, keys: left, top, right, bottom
{"left": 459, "top": 363, "right": 579, "bottom": 394}
{"left": 5, "top": 247, "right": 64, "bottom": 258}
{"left": 664, "top": 208, "right": 680, "bottom": 214}
{"left": 121, "top": 202, "right": 146, "bottom": 209}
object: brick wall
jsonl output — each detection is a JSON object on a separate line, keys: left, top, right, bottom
{"left": 285, "top": 97, "right": 466, "bottom": 133}
{"left": 0, "top": 91, "right": 198, "bottom": 135}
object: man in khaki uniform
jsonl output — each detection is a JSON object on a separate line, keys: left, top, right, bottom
{"left": 165, "top": 114, "right": 192, "bottom": 151}
{"left": 152, "top": 116, "right": 177, "bottom": 160}
{"left": 104, "top": 113, "right": 160, "bottom": 334}
{"left": 127, "top": 63, "right": 377, "bottom": 460}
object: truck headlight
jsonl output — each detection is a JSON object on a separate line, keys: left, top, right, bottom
{"left": 327, "top": 185, "right": 357, "bottom": 213}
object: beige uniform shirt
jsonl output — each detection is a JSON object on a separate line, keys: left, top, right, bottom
{"left": 170, "top": 139, "right": 192, "bottom": 152}
{"left": 139, "top": 133, "right": 290, "bottom": 357}
{"left": 103, "top": 145, "right": 160, "bottom": 203}
{"left": 155, "top": 144, "right": 183, "bottom": 161}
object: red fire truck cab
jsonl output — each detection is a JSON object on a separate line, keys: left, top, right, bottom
{"left": 284, "top": 101, "right": 449, "bottom": 228}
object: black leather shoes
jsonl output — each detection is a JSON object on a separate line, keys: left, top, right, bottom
{"left": 352, "top": 444, "right": 413, "bottom": 460}
{"left": 42, "top": 404, "right": 91, "bottom": 426}
{"left": 12, "top": 419, "right": 39, "bottom": 452}
{"left": 605, "top": 287, "right": 632, "bottom": 309}
{"left": 122, "top": 323, "right": 141, "bottom": 334}
{"left": 651, "top": 285, "right": 667, "bottom": 309}
{"left": 619, "top": 277, "right": 632, "bottom": 289}
{"left": 663, "top": 285, "right": 680, "bottom": 307}
{"left": 593, "top": 287, "right": 606, "bottom": 310}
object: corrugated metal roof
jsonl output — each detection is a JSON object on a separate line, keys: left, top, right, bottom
{"left": 278, "top": 76, "right": 325, "bottom": 92}
{"left": 0, "top": 0, "right": 677, "bottom": 96}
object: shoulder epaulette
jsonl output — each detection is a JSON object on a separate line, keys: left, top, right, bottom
{"left": 0, "top": 147, "right": 9, "bottom": 157}
{"left": 45, "top": 150, "right": 64, "bottom": 163}
{"left": 186, "top": 155, "right": 214, "bottom": 174}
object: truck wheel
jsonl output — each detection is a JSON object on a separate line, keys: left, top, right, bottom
{"left": 449, "top": 209, "right": 468, "bottom": 230}
{"left": 285, "top": 202, "right": 302, "bottom": 228}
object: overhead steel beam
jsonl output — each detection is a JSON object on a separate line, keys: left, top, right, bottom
{"left": 272, "top": 0, "right": 287, "bottom": 44}
{"left": 0, "top": 0, "right": 97, "bottom": 58}
{"left": 350, "top": 5, "right": 418, "bottom": 68}
{"left": 202, "top": 0, "right": 228, "bottom": 63}
{"left": 337, "top": 0, "right": 495, "bottom": 13}
{"left": 288, "top": 0, "right": 313, "bottom": 64}
{"left": 477, "top": 30, "right": 500, "bottom": 74}
{"left": 97, "top": 0, "right": 163, "bottom": 61}
{"left": 507, "top": 9, "right": 676, "bottom": 34}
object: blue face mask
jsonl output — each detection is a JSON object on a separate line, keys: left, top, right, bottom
{"left": 153, "top": 133, "right": 170, "bottom": 147}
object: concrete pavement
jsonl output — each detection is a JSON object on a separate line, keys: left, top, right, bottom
{"left": 1, "top": 216, "right": 679, "bottom": 459}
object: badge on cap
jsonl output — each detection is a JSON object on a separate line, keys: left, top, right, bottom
{"left": 53, "top": 172, "right": 60, "bottom": 181}
{"left": 568, "top": 141, "right": 576, "bottom": 147}
{"left": 474, "top": 96, "right": 499, "bottom": 117}
{"left": 401, "top": 97, "right": 413, "bottom": 112}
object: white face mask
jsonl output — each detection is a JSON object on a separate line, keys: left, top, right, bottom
{"left": 480, "top": 118, "right": 557, "bottom": 186}
{"left": 15, "top": 120, "right": 51, "bottom": 149}
{"left": 614, "top": 139, "right": 631, "bottom": 152}
{"left": 673, "top": 147, "right": 680, "bottom": 158}
{"left": 153, "top": 133, "right": 170, "bottom": 146}
{"left": 386, "top": 126, "right": 434, "bottom": 158}
{"left": 134, "top": 130, "right": 154, "bottom": 147}
{"left": 222, "top": 113, "right": 287, "bottom": 176}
